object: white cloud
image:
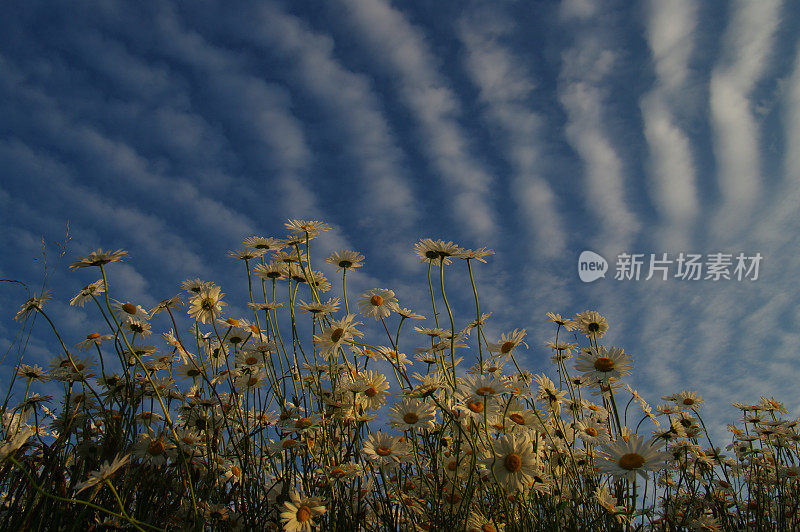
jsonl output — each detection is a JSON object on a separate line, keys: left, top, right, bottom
{"left": 337, "top": 0, "right": 497, "bottom": 240}
{"left": 458, "top": 9, "right": 567, "bottom": 259}
{"left": 709, "top": 0, "right": 782, "bottom": 232}
{"left": 558, "top": 27, "right": 640, "bottom": 255}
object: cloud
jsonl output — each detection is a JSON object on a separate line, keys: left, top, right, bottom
{"left": 557, "top": 24, "right": 640, "bottom": 255}
{"left": 337, "top": 0, "right": 497, "bottom": 240}
{"left": 228, "top": 3, "right": 418, "bottom": 229}
{"left": 709, "top": 0, "right": 782, "bottom": 233}
{"left": 458, "top": 7, "right": 568, "bottom": 259}
{"left": 640, "top": 0, "right": 700, "bottom": 251}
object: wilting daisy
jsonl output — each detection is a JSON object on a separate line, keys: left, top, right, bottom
{"left": 327, "top": 250, "right": 365, "bottom": 271}
{"left": 483, "top": 433, "right": 538, "bottom": 493}
{"left": 13, "top": 291, "right": 53, "bottom": 322}
{"left": 73, "top": 453, "right": 130, "bottom": 493}
{"left": 69, "top": 249, "right": 128, "bottom": 269}
{"left": 69, "top": 280, "right": 105, "bottom": 307}
{"left": 574, "top": 310, "right": 609, "bottom": 338}
{"left": 280, "top": 491, "right": 326, "bottom": 532}
{"left": 188, "top": 285, "right": 226, "bottom": 324}
{"left": 574, "top": 346, "right": 632, "bottom": 384}
{"left": 357, "top": 288, "right": 399, "bottom": 319}
{"left": 595, "top": 434, "right": 668, "bottom": 481}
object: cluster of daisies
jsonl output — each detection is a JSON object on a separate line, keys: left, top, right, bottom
{"left": 3, "top": 221, "right": 797, "bottom": 531}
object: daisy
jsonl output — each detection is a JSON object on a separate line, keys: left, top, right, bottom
{"left": 545, "top": 312, "right": 577, "bottom": 331}
{"left": 313, "top": 315, "right": 363, "bottom": 359}
{"left": 13, "top": 291, "right": 53, "bottom": 322}
{"left": 457, "top": 247, "right": 495, "bottom": 263}
{"left": 72, "top": 455, "right": 126, "bottom": 494}
{"left": 16, "top": 364, "right": 49, "bottom": 382}
{"left": 298, "top": 298, "right": 340, "bottom": 316}
{"left": 362, "top": 431, "right": 411, "bottom": 466}
{"left": 150, "top": 295, "right": 184, "bottom": 315}
{"left": 389, "top": 399, "right": 436, "bottom": 431}
{"left": 69, "top": 280, "right": 105, "bottom": 307}
{"left": 396, "top": 307, "right": 425, "bottom": 320}
{"left": 111, "top": 300, "right": 151, "bottom": 323}
{"left": 133, "top": 431, "right": 175, "bottom": 467}
{"left": 352, "top": 370, "right": 390, "bottom": 411}
{"left": 375, "top": 346, "right": 413, "bottom": 369}
{"left": 673, "top": 390, "right": 704, "bottom": 410}
{"left": 75, "top": 333, "right": 114, "bottom": 351}
{"left": 243, "top": 236, "right": 285, "bottom": 251}
{"left": 326, "top": 250, "right": 365, "bottom": 271}
{"left": 483, "top": 433, "right": 538, "bottom": 493}
{"left": 280, "top": 491, "right": 326, "bottom": 532}
{"left": 487, "top": 329, "right": 528, "bottom": 355}
{"left": 285, "top": 219, "right": 331, "bottom": 237}
{"left": 412, "top": 239, "right": 463, "bottom": 265}
{"left": 574, "top": 346, "right": 632, "bottom": 384}
{"left": 182, "top": 278, "right": 212, "bottom": 294}
{"left": 595, "top": 434, "right": 668, "bottom": 481}
{"left": 227, "top": 248, "right": 265, "bottom": 260}
{"left": 188, "top": 285, "right": 226, "bottom": 324}
{"left": 122, "top": 318, "right": 152, "bottom": 337}
{"left": 575, "top": 418, "right": 611, "bottom": 445}
{"left": 574, "top": 310, "right": 609, "bottom": 338}
{"left": 69, "top": 249, "right": 128, "bottom": 269}
{"left": 357, "top": 288, "right": 399, "bottom": 320}
{"left": 254, "top": 262, "right": 286, "bottom": 282}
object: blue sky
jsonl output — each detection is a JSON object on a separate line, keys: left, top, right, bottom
{"left": 2, "top": 0, "right": 799, "bottom": 441}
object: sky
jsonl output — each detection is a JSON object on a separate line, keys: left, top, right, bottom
{"left": 1, "top": 0, "right": 799, "bottom": 442}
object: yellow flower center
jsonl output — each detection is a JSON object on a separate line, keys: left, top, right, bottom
{"left": 231, "top": 466, "right": 241, "bottom": 478}
{"left": 482, "top": 525, "right": 497, "bottom": 532}
{"left": 594, "top": 357, "right": 615, "bottom": 372}
{"left": 403, "top": 412, "right": 419, "bottom": 424}
{"left": 447, "top": 460, "right": 458, "bottom": 471}
{"left": 297, "top": 506, "right": 312, "bottom": 523}
{"left": 376, "top": 446, "right": 392, "bottom": 456}
{"left": 330, "top": 467, "right": 346, "bottom": 478}
{"left": 476, "top": 386, "right": 495, "bottom": 396}
{"left": 295, "top": 417, "right": 312, "bottom": 429}
{"left": 370, "top": 295, "right": 384, "bottom": 306}
{"left": 500, "top": 341, "right": 515, "bottom": 354}
{"left": 330, "top": 328, "right": 345, "bottom": 343}
{"left": 467, "top": 400, "right": 484, "bottom": 413}
{"left": 504, "top": 453, "right": 522, "bottom": 472}
{"left": 682, "top": 398, "right": 695, "bottom": 405}
{"left": 509, "top": 413, "right": 525, "bottom": 425}
{"left": 226, "top": 318, "right": 240, "bottom": 326}
{"left": 87, "top": 333, "right": 101, "bottom": 339}
{"left": 122, "top": 303, "right": 137, "bottom": 314}
{"left": 245, "top": 356, "right": 258, "bottom": 365}
{"left": 618, "top": 452, "right": 645, "bottom": 470}
{"left": 585, "top": 427, "right": 598, "bottom": 437}
{"left": 148, "top": 440, "right": 165, "bottom": 456}
{"left": 364, "top": 386, "right": 378, "bottom": 397}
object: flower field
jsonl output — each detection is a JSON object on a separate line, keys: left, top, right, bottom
{"left": 2, "top": 220, "right": 797, "bottom": 530}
